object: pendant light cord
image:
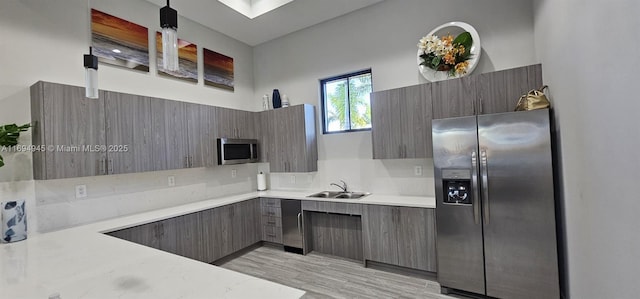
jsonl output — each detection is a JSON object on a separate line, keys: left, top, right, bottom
{"left": 87, "top": 0, "right": 92, "bottom": 51}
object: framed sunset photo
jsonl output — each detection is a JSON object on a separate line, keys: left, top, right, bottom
{"left": 203, "top": 48, "right": 234, "bottom": 91}
{"left": 91, "top": 9, "right": 149, "bottom": 72}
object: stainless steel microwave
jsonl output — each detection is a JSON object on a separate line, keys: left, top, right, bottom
{"left": 217, "top": 138, "right": 259, "bottom": 165}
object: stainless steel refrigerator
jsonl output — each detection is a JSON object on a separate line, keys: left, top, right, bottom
{"left": 432, "top": 109, "right": 559, "bottom": 299}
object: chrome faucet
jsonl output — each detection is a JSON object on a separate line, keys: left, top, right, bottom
{"left": 330, "top": 180, "right": 348, "bottom": 193}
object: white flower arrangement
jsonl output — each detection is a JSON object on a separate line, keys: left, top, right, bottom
{"left": 418, "top": 31, "right": 473, "bottom": 76}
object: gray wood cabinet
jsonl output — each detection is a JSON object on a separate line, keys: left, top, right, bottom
{"left": 150, "top": 98, "right": 189, "bottom": 170}
{"left": 30, "top": 81, "right": 107, "bottom": 180}
{"left": 431, "top": 75, "right": 478, "bottom": 119}
{"left": 172, "top": 212, "right": 204, "bottom": 261}
{"left": 103, "top": 91, "right": 153, "bottom": 175}
{"left": 258, "top": 105, "right": 317, "bottom": 172}
{"left": 301, "top": 200, "right": 362, "bottom": 215}
{"left": 260, "top": 198, "right": 283, "bottom": 243}
{"left": 307, "top": 211, "right": 363, "bottom": 261}
{"left": 232, "top": 198, "right": 261, "bottom": 251}
{"left": 108, "top": 200, "right": 262, "bottom": 263}
{"left": 362, "top": 205, "right": 398, "bottom": 266}
{"left": 214, "top": 107, "right": 256, "bottom": 139}
{"left": 478, "top": 64, "right": 543, "bottom": 114}
{"left": 396, "top": 207, "right": 436, "bottom": 271}
{"left": 371, "top": 84, "right": 433, "bottom": 159}
{"left": 371, "top": 64, "right": 543, "bottom": 159}
{"left": 363, "top": 205, "right": 436, "bottom": 272}
{"left": 432, "top": 64, "right": 543, "bottom": 119}
{"left": 106, "top": 218, "right": 176, "bottom": 252}
{"left": 185, "top": 103, "right": 214, "bottom": 168}
{"left": 30, "top": 82, "right": 319, "bottom": 177}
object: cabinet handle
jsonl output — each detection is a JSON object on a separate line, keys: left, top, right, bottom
{"left": 267, "top": 221, "right": 276, "bottom": 225}
{"left": 188, "top": 156, "right": 193, "bottom": 168}
{"left": 184, "top": 156, "right": 189, "bottom": 168}
{"left": 98, "top": 159, "right": 104, "bottom": 175}
{"left": 266, "top": 233, "right": 276, "bottom": 237}
{"left": 108, "top": 159, "right": 113, "bottom": 174}
{"left": 267, "top": 212, "right": 275, "bottom": 216}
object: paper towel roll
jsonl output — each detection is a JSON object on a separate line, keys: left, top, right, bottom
{"left": 2, "top": 199, "right": 27, "bottom": 243}
{"left": 257, "top": 172, "right": 267, "bottom": 191}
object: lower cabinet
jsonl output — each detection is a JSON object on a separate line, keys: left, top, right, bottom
{"left": 232, "top": 199, "right": 261, "bottom": 251}
{"left": 260, "top": 198, "right": 283, "bottom": 244}
{"left": 306, "top": 211, "right": 363, "bottom": 261}
{"left": 362, "top": 205, "right": 437, "bottom": 272}
{"left": 107, "top": 199, "right": 261, "bottom": 264}
{"left": 107, "top": 198, "right": 436, "bottom": 273}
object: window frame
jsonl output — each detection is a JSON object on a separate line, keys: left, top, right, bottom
{"left": 319, "top": 69, "right": 373, "bottom": 135}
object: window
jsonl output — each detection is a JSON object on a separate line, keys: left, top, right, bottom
{"left": 320, "top": 69, "right": 373, "bottom": 134}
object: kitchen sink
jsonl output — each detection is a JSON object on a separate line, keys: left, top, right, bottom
{"left": 307, "top": 191, "right": 343, "bottom": 198}
{"left": 307, "top": 191, "right": 371, "bottom": 199}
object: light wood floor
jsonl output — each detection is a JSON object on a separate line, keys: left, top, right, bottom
{"left": 218, "top": 246, "right": 455, "bottom": 299}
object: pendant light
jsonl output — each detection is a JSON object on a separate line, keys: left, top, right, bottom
{"left": 83, "top": 0, "right": 98, "bottom": 99}
{"left": 160, "top": 0, "right": 179, "bottom": 72}
{"left": 84, "top": 47, "right": 99, "bottom": 99}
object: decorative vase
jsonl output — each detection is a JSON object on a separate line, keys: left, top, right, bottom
{"left": 2, "top": 200, "right": 27, "bottom": 243}
{"left": 262, "top": 94, "right": 270, "bottom": 111}
{"left": 272, "top": 89, "right": 282, "bottom": 109}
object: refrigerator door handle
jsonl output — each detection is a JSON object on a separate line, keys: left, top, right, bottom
{"left": 297, "top": 212, "right": 302, "bottom": 235}
{"left": 471, "top": 151, "right": 480, "bottom": 225}
{"left": 481, "top": 149, "right": 490, "bottom": 225}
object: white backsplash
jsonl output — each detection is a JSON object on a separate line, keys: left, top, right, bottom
{"left": 1, "top": 158, "right": 435, "bottom": 234}
{"left": 269, "top": 158, "right": 435, "bottom": 197}
{"left": 33, "top": 163, "right": 266, "bottom": 233}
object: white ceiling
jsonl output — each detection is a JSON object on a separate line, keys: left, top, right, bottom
{"left": 144, "top": 0, "right": 384, "bottom": 46}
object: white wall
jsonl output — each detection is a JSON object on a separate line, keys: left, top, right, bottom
{"left": 533, "top": 0, "right": 640, "bottom": 298}
{"left": 254, "top": 0, "right": 537, "bottom": 192}
{"left": 0, "top": 0, "right": 255, "bottom": 110}
{"left": 0, "top": 0, "right": 258, "bottom": 233}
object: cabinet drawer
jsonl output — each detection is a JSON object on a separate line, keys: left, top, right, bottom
{"left": 261, "top": 216, "right": 282, "bottom": 227}
{"left": 260, "top": 198, "right": 281, "bottom": 208}
{"left": 261, "top": 206, "right": 281, "bottom": 217}
{"left": 262, "top": 225, "right": 283, "bottom": 243}
{"left": 302, "top": 200, "right": 362, "bottom": 215}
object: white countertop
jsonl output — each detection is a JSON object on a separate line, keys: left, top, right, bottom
{"left": 0, "top": 190, "right": 435, "bottom": 299}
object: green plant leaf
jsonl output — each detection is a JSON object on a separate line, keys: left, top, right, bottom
{"left": 431, "top": 56, "right": 441, "bottom": 69}
{"left": 453, "top": 32, "right": 473, "bottom": 51}
{"left": 0, "top": 123, "right": 30, "bottom": 168}
{"left": 0, "top": 123, "right": 30, "bottom": 147}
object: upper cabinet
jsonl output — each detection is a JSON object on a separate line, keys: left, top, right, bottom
{"left": 214, "top": 107, "right": 256, "bottom": 140}
{"left": 258, "top": 105, "right": 318, "bottom": 173}
{"left": 30, "top": 81, "right": 319, "bottom": 179}
{"left": 432, "top": 64, "right": 543, "bottom": 119}
{"left": 371, "top": 64, "right": 543, "bottom": 159}
{"left": 431, "top": 75, "right": 478, "bottom": 119}
{"left": 103, "top": 91, "right": 153, "bottom": 175}
{"left": 31, "top": 82, "right": 106, "bottom": 179}
{"left": 477, "top": 64, "right": 543, "bottom": 114}
{"left": 371, "top": 84, "right": 433, "bottom": 159}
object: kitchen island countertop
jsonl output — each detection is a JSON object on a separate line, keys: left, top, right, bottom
{"left": 0, "top": 191, "right": 434, "bottom": 299}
